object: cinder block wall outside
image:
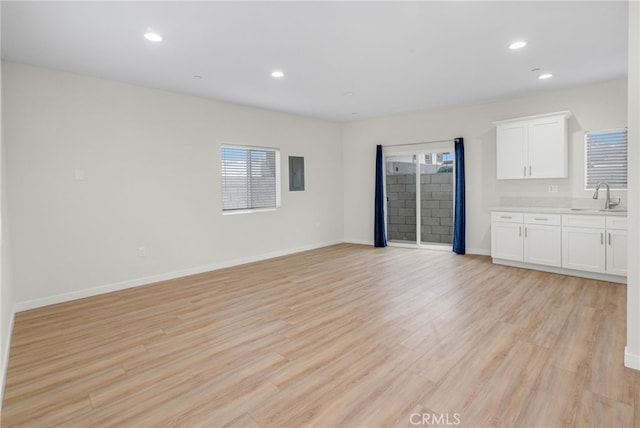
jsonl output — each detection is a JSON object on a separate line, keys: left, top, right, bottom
{"left": 386, "top": 172, "right": 453, "bottom": 244}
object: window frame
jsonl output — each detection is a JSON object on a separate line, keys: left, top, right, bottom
{"left": 584, "top": 128, "right": 628, "bottom": 191}
{"left": 220, "top": 144, "right": 281, "bottom": 214}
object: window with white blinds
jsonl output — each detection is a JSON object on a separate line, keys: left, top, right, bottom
{"left": 221, "top": 145, "right": 280, "bottom": 212}
{"left": 585, "top": 128, "right": 627, "bottom": 189}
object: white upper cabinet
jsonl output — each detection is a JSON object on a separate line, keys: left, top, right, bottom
{"left": 494, "top": 111, "right": 571, "bottom": 180}
{"left": 496, "top": 121, "right": 527, "bottom": 179}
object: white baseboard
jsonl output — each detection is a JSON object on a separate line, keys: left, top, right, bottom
{"left": 625, "top": 347, "right": 640, "bottom": 371}
{"left": 343, "top": 239, "right": 491, "bottom": 256}
{"left": 14, "top": 240, "right": 342, "bottom": 312}
{"left": 11, "top": 240, "right": 491, "bottom": 314}
{"left": 343, "top": 238, "right": 374, "bottom": 246}
{"left": 493, "top": 258, "right": 626, "bottom": 284}
{"left": 0, "top": 307, "right": 16, "bottom": 415}
{"left": 466, "top": 247, "right": 491, "bottom": 256}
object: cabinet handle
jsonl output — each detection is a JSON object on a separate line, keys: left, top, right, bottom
{"left": 523, "top": 166, "right": 526, "bottom": 177}
{"left": 533, "top": 218, "right": 548, "bottom": 221}
{"left": 524, "top": 227, "right": 528, "bottom": 238}
{"left": 501, "top": 216, "right": 513, "bottom": 219}
{"left": 601, "top": 232, "right": 604, "bottom": 245}
{"left": 519, "top": 226, "right": 522, "bottom": 237}
{"left": 609, "top": 232, "right": 611, "bottom": 246}
{"left": 529, "top": 165, "right": 532, "bottom": 176}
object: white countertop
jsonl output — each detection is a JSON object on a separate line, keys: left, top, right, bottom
{"left": 491, "top": 206, "right": 627, "bottom": 216}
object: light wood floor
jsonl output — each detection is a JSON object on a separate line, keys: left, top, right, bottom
{"left": 2, "top": 243, "right": 638, "bottom": 427}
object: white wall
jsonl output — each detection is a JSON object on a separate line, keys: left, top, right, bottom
{"left": 0, "top": 2, "right": 12, "bottom": 407}
{"left": 3, "top": 62, "right": 344, "bottom": 307}
{"left": 343, "top": 79, "right": 627, "bottom": 253}
{"left": 626, "top": 0, "right": 640, "bottom": 370}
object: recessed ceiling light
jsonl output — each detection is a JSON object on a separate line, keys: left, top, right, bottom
{"left": 343, "top": 92, "right": 355, "bottom": 97}
{"left": 144, "top": 32, "right": 163, "bottom": 42}
{"left": 538, "top": 73, "right": 553, "bottom": 80}
{"left": 271, "top": 70, "right": 285, "bottom": 78}
{"left": 509, "top": 41, "right": 527, "bottom": 50}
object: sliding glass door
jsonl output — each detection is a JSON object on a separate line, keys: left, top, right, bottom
{"left": 385, "top": 155, "right": 417, "bottom": 244}
{"left": 385, "top": 148, "right": 454, "bottom": 248}
{"left": 419, "top": 151, "right": 454, "bottom": 246}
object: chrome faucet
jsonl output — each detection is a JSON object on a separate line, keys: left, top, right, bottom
{"left": 592, "top": 182, "right": 621, "bottom": 210}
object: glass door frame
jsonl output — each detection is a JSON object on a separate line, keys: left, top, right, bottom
{"left": 384, "top": 142, "right": 455, "bottom": 251}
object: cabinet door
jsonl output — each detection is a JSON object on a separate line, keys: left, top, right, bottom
{"left": 524, "top": 224, "right": 561, "bottom": 267}
{"left": 606, "top": 229, "right": 627, "bottom": 276}
{"left": 491, "top": 222, "right": 523, "bottom": 261}
{"left": 562, "top": 227, "right": 606, "bottom": 273}
{"left": 496, "top": 122, "right": 526, "bottom": 179}
{"left": 528, "top": 116, "right": 567, "bottom": 178}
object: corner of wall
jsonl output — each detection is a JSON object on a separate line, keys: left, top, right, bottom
{"left": 625, "top": 346, "right": 640, "bottom": 371}
{"left": 625, "top": 0, "right": 640, "bottom": 370}
{"left": 0, "top": 309, "right": 15, "bottom": 411}
{"left": 0, "top": 6, "right": 14, "bottom": 409}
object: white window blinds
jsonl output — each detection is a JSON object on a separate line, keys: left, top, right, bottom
{"left": 585, "top": 128, "right": 627, "bottom": 189}
{"left": 221, "top": 145, "right": 279, "bottom": 211}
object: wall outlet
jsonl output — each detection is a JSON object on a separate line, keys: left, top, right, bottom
{"left": 548, "top": 185, "right": 559, "bottom": 193}
{"left": 138, "top": 247, "right": 146, "bottom": 257}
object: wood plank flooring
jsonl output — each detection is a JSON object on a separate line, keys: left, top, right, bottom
{"left": 2, "top": 243, "right": 638, "bottom": 427}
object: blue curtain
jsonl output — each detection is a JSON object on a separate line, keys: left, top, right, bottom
{"left": 374, "top": 145, "right": 387, "bottom": 247}
{"left": 453, "top": 138, "right": 466, "bottom": 254}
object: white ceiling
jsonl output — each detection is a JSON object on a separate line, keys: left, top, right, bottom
{"left": 1, "top": 1, "right": 629, "bottom": 122}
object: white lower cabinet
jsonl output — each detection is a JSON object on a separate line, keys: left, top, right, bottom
{"left": 606, "top": 217, "right": 628, "bottom": 276}
{"left": 491, "top": 222, "right": 523, "bottom": 261}
{"left": 524, "top": 224, "right": 561, "bottom": 267}
{"left": 491, "top": 212, "right": 561, "bottom": 267}
{"left": 561, "top": 226, "right": 606, "bottom": 273}
{"left": 561, "top": 215, "right": 627, "bottom": 276}
{"left": 491, "top": 213, "right": 523, "bottom": 261}
{"left": 492, "top": 211, "right": 627, "bottom": 279}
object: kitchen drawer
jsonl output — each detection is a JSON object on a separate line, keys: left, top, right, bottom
{"left": 492, "top": 212, "right": 523, "bottom": 223}
{"left": 524, "top": 213, "right": 561, "bottom": 226}
{"left": 606, "top": 216, "right": 627, "bottom": 230}
{"left": 562, "top": 214, "right": 606, "bottom": 228}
